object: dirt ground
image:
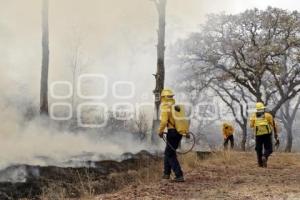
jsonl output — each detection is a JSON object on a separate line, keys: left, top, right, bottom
{"left": 95, "top": 151, "right": 300, "bottom": 200}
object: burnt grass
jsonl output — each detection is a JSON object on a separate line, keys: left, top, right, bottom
{"left": 0, "top": 150, "right": 161, "bottom": 200}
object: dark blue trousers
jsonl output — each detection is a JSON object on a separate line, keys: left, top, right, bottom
{"left": 255, "top": 133, "right": 273, "bottom": 165}
{"left": 164, "top": 129, "right": 183, "bottom": 178}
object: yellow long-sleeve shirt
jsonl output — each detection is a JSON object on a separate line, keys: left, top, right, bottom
{"left": 158, "top": 98, "right": 176, "bottom": 133}
{"left": 222, "top": 123, "right": 234, "bottom": 139}
{"left": 250, "top": 112, "right": 277, "bottom": 135}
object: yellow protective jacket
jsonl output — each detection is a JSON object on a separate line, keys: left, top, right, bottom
{"left": 222, "top": 123, "right": 234, "bottom": 139}
{"left": 158, "top": 98, "right": 176, "bottom": 134}
{"left": 250, "top": 112, "right": 276, "bottom": 136}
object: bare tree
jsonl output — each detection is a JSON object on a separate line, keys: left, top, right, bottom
{"left": 211, "top": 81, "right": 253, "bottom": 150}
{"left": 63, "top": 27, "right": 91, "bottom": 128}
{"left": 40, "top": 0, "right": 49, "bottom": 115}
{"left": 278, "top": 96, "right": 300, "bottom": 152}
{"left": 168, "top": 38, "right": 216, "bottom": 127}
{"left": 171, "top": 8, "right": 300, "bottom": 150}
{"left": 131, "top": 111, "right": 149, "bottom": 141}
{"left": 150, "top": 0, "right": 167, "bottom": 144}
{"left": 68, "top": 29, "right": 84, "bottom": 125}
{"left": 177, "top": 8, "right": 300, "bottom": 117}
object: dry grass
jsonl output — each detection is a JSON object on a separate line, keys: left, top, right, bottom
{"left": 180, "top": 150, "right": 241, "bottom": 171}
{"left": 96, "top": 151, "right": 300, "bottom": 200}
{"left": 40, "top": 183, "right": 68, "bottom": 200}
{"left": 37, "top": 151, "right": 300, "bottom": 199}
{"left": 182, "top": 151, "right": 300, "bottom": 200}
{"left": 38, "top": 160, "right": 163, "bottom": 200}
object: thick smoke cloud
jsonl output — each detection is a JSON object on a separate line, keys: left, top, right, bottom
{"left": 1, "top": 0, "right": 300, "bottom": 175}
{"left": 0, "top": 103, "right": 149, "bottom": 171}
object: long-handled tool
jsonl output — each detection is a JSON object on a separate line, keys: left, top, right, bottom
{"left": 162, "top": 132, "right": 196, "bottom": 154}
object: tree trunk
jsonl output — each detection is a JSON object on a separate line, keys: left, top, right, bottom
{"left": 255, "top": 91, "right": 263, "bottom": 103}
{"left": 151, "top": 0, "right": 167, "bottom": 144}
{"left": 281, "top": 99, "right": 297, "bottom": 153}
{"left": 285, "top": 126, "right": 293, "bottom": 152}
{"left": 40, "top": 0, "right": 49, "bottom": 115}
{"left": 241, "top": 126, "right": 247, "bottom": 151}
{"left": 71, "top": 47, "right": 79, "bottom": 126}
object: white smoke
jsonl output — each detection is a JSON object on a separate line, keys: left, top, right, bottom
{"left": 0, "top": 102, "right": 150, "bottom": 172}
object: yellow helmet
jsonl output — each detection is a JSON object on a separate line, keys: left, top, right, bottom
{"left": 161, "top": 89, "right": 174, "bottom": 98}
{"left": 256, "top": 102, "right": 266, "bottom": 111}
{"left": 223, "top": 122, "right": 230, "bottom": 128}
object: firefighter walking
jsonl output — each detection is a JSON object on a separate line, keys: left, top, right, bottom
{"left": 158, "top": 89, "right": 189, "bottom": 182}
{"left": 250, "top": 102, "right": 280, "bottom": 168}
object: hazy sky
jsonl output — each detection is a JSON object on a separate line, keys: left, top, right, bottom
{"left": 0, "top": 0, "right": 299, "bottom": 103}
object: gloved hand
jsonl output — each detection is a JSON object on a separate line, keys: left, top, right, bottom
{"left": 185, "top": 133, "right": 191, "bottom": 139}
{"left": 159, "top": 132, "right": 164, "bottom": 138}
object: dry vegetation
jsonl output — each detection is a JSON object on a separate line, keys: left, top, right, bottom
{"left": 95, "top": 151, "right": 300, "bottom": 200}
{"left": 37, "top": 159, "right": 163, "bottom": 200}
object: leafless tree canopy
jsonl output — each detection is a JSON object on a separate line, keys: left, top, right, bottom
{"left": 177, "top": 7, "right": 300, "bottom": 116}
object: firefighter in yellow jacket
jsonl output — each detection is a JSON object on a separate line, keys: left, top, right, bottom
{"left": 158, "top": 89, "right": 189, "bottom": 182}
{"left": 250, "top": 102, "right": 279, "bottom": 168}
{"left": 222, "top": 123, "right": 234, "bottom": 150}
